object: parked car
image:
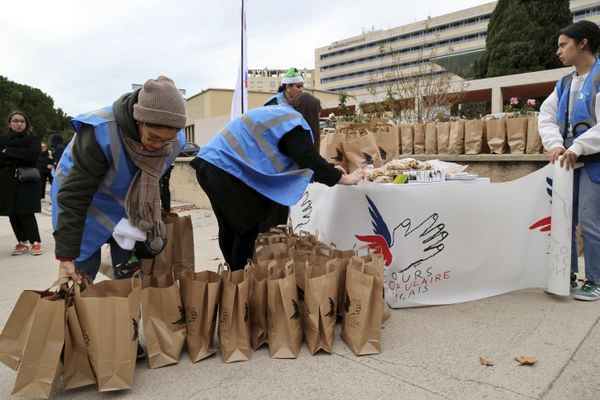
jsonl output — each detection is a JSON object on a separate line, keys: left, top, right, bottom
{"left": 178, "top": 142, "right": 200, "bottom": 157}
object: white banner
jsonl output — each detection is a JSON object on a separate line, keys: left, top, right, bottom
{"left": 290, "top": 164, "right": 573, "bottom": 308}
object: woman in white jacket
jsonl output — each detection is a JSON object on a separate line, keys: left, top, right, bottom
{"left": 539, "top": 20, "right": 600, "bottom": 301}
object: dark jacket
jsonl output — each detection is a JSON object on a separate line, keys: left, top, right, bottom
{"left": 0, "top": 131, "right": 42, "bottom": 215}
{"left": 51, "top": 134, "right": 65, "bottom": 166}
{"left": 53, "top": 90, "right": 141, "bottom": 259}
{"left": 37, "top": 149, "right": 54, "bottom": 176}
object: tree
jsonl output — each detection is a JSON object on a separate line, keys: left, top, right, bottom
{"left": 366, "top": 27, "right": 468, "bottom": 124}
{"left": 0, "top": 75, "right": 72, "bottom": 141}
{"left": 475, "top": 0, "right": 572, "bottom": 78}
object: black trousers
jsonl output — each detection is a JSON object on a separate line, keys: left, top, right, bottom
{"left": 9, "top": 213, "right": 41, "bottom": 243}
{"left": 258, "top": 204, "right": 289, "bottom": 233}
{"left": 160, "top": 165, "right": 174, "bottom": 212}
{"left": 40, "top": 173, "right": 52, "bottom": 199}
{"left": 193, "top": 159, "right": 275, "bottom": 270}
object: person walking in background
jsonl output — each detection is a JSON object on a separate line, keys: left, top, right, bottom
{"left": 52, "top": 76, "right": 186, "bottom": 284}
{"left": 0, "top": 111, "right": 43, "bottom": 256}
{"left": 264, "top": 67, "right": 305, "bottom": 107}
{"left": 191, "top": 93, "right": 363, "bottom": 271}
{"left": 539, "top": 20, "right": 600, "bottom": 301}
{"left": 50, "top": 133, "right": 66, "bottom": 167}
{"left": 37, "top": 142, "right": 54, "bottom": 201}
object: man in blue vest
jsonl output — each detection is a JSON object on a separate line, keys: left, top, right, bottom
{"left": 192, "top": 93, "right": 364, "bottom": 270}
{"left": 52, "top": 76, "right": 186, "bottom": 284}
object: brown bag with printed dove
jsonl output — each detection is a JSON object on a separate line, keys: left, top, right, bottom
{"left": 179, "top": 270, "right": 221, "bottom": 362}
{"left": 162, "top": 213, "right": 195, "bottom": 278}
{"left": 218, "top": 265, "right": 251, "bottom": 363}
{"left": 63, "top": 282, "right": 96, "bottom": 390}
{"left": 0, "top": 291, "right": 44, "bottom": 371}
{"left": 326, "top": 245, "right": 355, "bottom": 317}
{"left": 341, "top": 257, "right": 383, "bottom": 356}
{"left": 266, "top": 264, "right": 303, "bottom": 359}
{"left": 358, "top": 253, "right": 391, "bottom": 323}
{"left": 321, "top": 129, "right": 348, "bottom": 172}
{"left": 74, "top": 277, "right": 141, "bottom": 391}
{"left": 342, "top": 130, "right": 383, "bottom": 172}
{"left": 141, "top": 270, "right": 186, "bottom": 369}
{"left": 303, "top": 262, "right": 339, "bottom": 355}
{"left": 465, "top": 119, "right": 486, "bottom": 154}
{"left": 373, "top": 126, "right": 399, "bottom": 163}
{"left": 11, "top": 291, "right": 65, "bottom": 399}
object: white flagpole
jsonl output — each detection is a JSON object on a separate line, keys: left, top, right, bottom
{"left": 230, "top": 0, "right": 248, "bottom": 120}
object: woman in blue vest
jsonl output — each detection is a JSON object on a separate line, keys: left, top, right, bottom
{"left": 539, "top": 20, "right": 600, "bottom": 301}
{"left": 264, "top": 67, "right": 305, "bottom": 107}
{"left": 53, "top": 76, "right": 186, "bottom": 284}
{"left": 192, "top": 93, "right": 364, "bottom": 270}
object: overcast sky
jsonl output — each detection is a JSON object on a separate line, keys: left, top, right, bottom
{"left": 1, "top": 0, "right": 493, "bottom": 116}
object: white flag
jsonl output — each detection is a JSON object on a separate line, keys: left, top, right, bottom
{"left": 230, "top": 0, "right": 248, "bottom": 120}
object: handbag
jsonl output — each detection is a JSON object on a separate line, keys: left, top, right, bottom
{"left": 15, "top": 167, "right": 40, "bottom": 182}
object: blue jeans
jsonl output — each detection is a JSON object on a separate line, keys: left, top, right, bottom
{"left": 571, "top": 167, "right": 600, "bottom": 282}
{"left": 75, "top": 238, "right": 132, "bottom": 281}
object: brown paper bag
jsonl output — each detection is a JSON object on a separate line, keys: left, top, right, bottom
{"left": 163, "top": 213, "right": 195, "bottom": 277}
{"left": 74, "top": 277, "right": 141, "bottom": 391}
{"left": 254, "top": 235, "right": 292, "bottom": 263}
{"left": 218, "top": 266, "right": 251, "bottom": 363}
{"left": 464, "top": 119, "right": 485, "bottom": 155}
{"left": 63, "top": 297, "right": 96, "bottom": 389}
{"left": 506, "top": 117, "right": 528, "bottom": 154}
{"left": 12, "top": 293, "right": 65, "bottom": 399}
{"left": 342, "top": 130, "right": 383, "bottom": 172}
{"left": 328, "top": 246, "right": 355, "bottom": 317}
{"left": 249, "top": 263, "right": 269, "bottom": 350}
{"left": 359, "top": 253, "right": 391, "bottom": 323}
{"left": 141, "top": 223, "right": 174, "bottom": 278}
{"left": 424, "top": 122, "right": 438, "bottom": 154}
{"left": 321, "top": 130, "right": 348, "bottom": 171}
{"left": 448, "top": 120, "right": 465, "bottom": 155}
{"left": 373, "top": 126, "right": 399, "bottom": 163}
{"left": 400, "top": 124, "right": 414, "bottom": 154}
{"left": 391, "top": 125, "right": 402, "bottom": 155}
{"left": 526, "top": 116, "right": 543, "bottom": 154}
{"left": 303, "top": 263, "right": 339, "bottom": 355}
{"left": 179, "top": 270, "right": 221, "bottom": 362}
{"left": 436, "top": 122, "right": 450, "bottom": 154}
{"left": 485, "top": 118, "right": 508, "bottom": 154}
{"left": 341, "top": 257, "right": 383, "bottom": 356}
{"left": 266, "top": 264, "right": 303, "bottom": 359}
{"left": 141, "top": 272, "right": 186, "bottom": 369}
{"left": 0, "top": 291, "right": 43, "bottom": 371}
{"left": 413, "top": 124, "right": 426, "bottom": 154}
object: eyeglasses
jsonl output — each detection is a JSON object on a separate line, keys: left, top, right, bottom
{"left": 146, "top": 136, "right": 178, "bottom": 144}
{"left": 10, "top": 120, "right": 26, "bottom": 124}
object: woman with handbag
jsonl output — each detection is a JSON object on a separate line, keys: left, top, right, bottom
{"left": 0, "top": 111, "right": 43, "bottom": 256}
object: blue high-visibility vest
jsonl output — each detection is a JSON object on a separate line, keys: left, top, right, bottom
{"left": 51, "top": 106, "right": 184, "bottom": 262}
{"left": 197, "top": 105, "right": 314, "bottom": 206}
{"left": 264, "top": 91, "right": 290, "bottom": 107}
{"left": 556, "top": 59, "right": 600, "bottom": 183}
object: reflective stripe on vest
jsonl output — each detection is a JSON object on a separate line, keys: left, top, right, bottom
{"left": 198, "top": 106, "right": 315, "bottom": 206}
{"left": 52, "top": 106, "right": 183, "bottom": 262}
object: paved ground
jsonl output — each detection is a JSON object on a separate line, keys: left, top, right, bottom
{"left": 0, "top": 204, "right": 599, "bottom": 400}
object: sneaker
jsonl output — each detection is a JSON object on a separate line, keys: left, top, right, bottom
{"left": 11, "top": 242, "right": 29, "bottom": 256}
{"left": 30, "top": 242, "right": 43, "bottom": 256}
{"left": 574, "top": 281, "right": 600, "bottom": 301}
{"left": 571, "top": 273, "right": 579, "bottom": 291}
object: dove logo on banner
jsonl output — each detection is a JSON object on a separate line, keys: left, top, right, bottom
{"left": 289, "top": 164, "right": 573, "bottom": 308}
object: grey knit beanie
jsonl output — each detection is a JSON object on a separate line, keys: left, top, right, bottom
{"left": 133, "top": 75, "right": 186, "bottom": 129}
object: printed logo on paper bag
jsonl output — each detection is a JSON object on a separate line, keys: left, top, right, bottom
{"left": 172, "top": 305, "right": 186, "bottom": 326}
{"left": 291, "top": 299, "right": 300, "bottom": 320}
{"left": 132, "top": 318, "right": 139, "bottom": 341}
{"left": 325, "top": 297, "right": 336, "bottom": 318}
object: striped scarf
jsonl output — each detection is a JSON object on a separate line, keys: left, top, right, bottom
{"left": 121, "top": 133, "right": 170, "bottom": 251}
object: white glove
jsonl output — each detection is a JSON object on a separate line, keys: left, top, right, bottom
{"left": 112, "top": 218, "right": 147, "bottom": 250}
